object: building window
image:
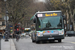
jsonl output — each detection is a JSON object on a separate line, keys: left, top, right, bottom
{"left": 2, "top": 21, "right": 5, "bottom": 26}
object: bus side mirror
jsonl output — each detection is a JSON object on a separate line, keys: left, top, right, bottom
{"left": 63, "top": 15, "right": 66, "bottom": 20}
{"left": 33, "top": 17, "right": 36, "bottom": 23}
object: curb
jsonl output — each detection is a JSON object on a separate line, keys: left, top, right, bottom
{"left": 10, "top": 39, "right": 16, "bottom": 50}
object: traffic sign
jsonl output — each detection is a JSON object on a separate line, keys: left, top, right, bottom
{"left": 4, "top": 16, "right": 9, "bottom": 20}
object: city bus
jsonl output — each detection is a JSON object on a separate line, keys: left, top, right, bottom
{"left": 24, "top": 28, "right": 31, "bottom": 35}
{"left": 31, "top": 11, "right": 65, "bottom": 43}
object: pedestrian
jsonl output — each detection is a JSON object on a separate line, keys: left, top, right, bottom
{"left": 4, "top": 31, "right": 9, "bottom": 41}
{"left": 2, "top": 31, "right": 5, "bottom": 39}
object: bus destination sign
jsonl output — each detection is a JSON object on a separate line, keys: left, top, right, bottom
{"left": 45, "top": 13, "right": 57, "bottom": 17}
{"left": 37, "top": 12, "right": 61, "bottom": 17}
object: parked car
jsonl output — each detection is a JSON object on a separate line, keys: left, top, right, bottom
{"left": 66, "top": 31, "right": 75, "bottom": 36}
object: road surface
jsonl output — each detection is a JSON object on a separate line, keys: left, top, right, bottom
{"left": 13, "top": 35, "right": 75, "bottom": 50}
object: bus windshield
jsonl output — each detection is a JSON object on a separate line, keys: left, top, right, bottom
{"left": 36, "top": 16, "right": 63, "bottom": 30}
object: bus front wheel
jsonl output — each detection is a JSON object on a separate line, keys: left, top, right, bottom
{"left": 58, "top": 39, "right": 61, "bottom": 42}
{"left": 36, "top": 41, "right": 39, "bottom": 43}
{"left": 36, "top": 39, "right": 40, "bottom": 43}
{"left": 32, "top": 40, "right": 35, "bottom": 42}
{"left": 32, "top": 36, "right": 35, "bottom": 43}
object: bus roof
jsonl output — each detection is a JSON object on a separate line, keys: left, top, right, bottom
{"left": 36, "top": 10, "right": 62, "bottom": 14}
{"left": 30, "top": 10, "right": 62, "bottom": 20}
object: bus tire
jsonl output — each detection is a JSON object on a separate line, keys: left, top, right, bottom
{"left": 58, "top": 39, "right": 61, "bottom": 42}
{"left": 36, "top": 41, "right": 39, "bottom": 43}
{"left": 32, "top": 38, "right": 35, "bottom": 42}
{"left": 32, "top": 40, "right": 35, "bottom": 42}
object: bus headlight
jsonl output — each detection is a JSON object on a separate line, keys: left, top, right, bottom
{"left": 37, "top": 32, "right": 43, "bottom": 36}
{"left": 59, "top": 31, "right": 64, "bottom": 35}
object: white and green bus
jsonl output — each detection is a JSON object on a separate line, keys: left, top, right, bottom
{"left": 31, "top": 11, "right": 65, "bottom": 43}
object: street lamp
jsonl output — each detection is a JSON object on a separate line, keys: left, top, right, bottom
{"left": 4, "top": 0, "right": 8, "bottom": 31}
{"left": 4, "top": 0, "right": 9, "bottom": 41}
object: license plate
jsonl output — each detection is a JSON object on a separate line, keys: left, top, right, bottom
{"left": 48, "top": 38, "right": 54, "bottom": 39}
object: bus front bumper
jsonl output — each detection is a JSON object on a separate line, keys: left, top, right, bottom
{"left": 36, "top": 35, "right": 64, "bottom": 41}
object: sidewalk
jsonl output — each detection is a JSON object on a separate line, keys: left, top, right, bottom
{"left": 1, "top": 39, "right": 16, "bottom": 50}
